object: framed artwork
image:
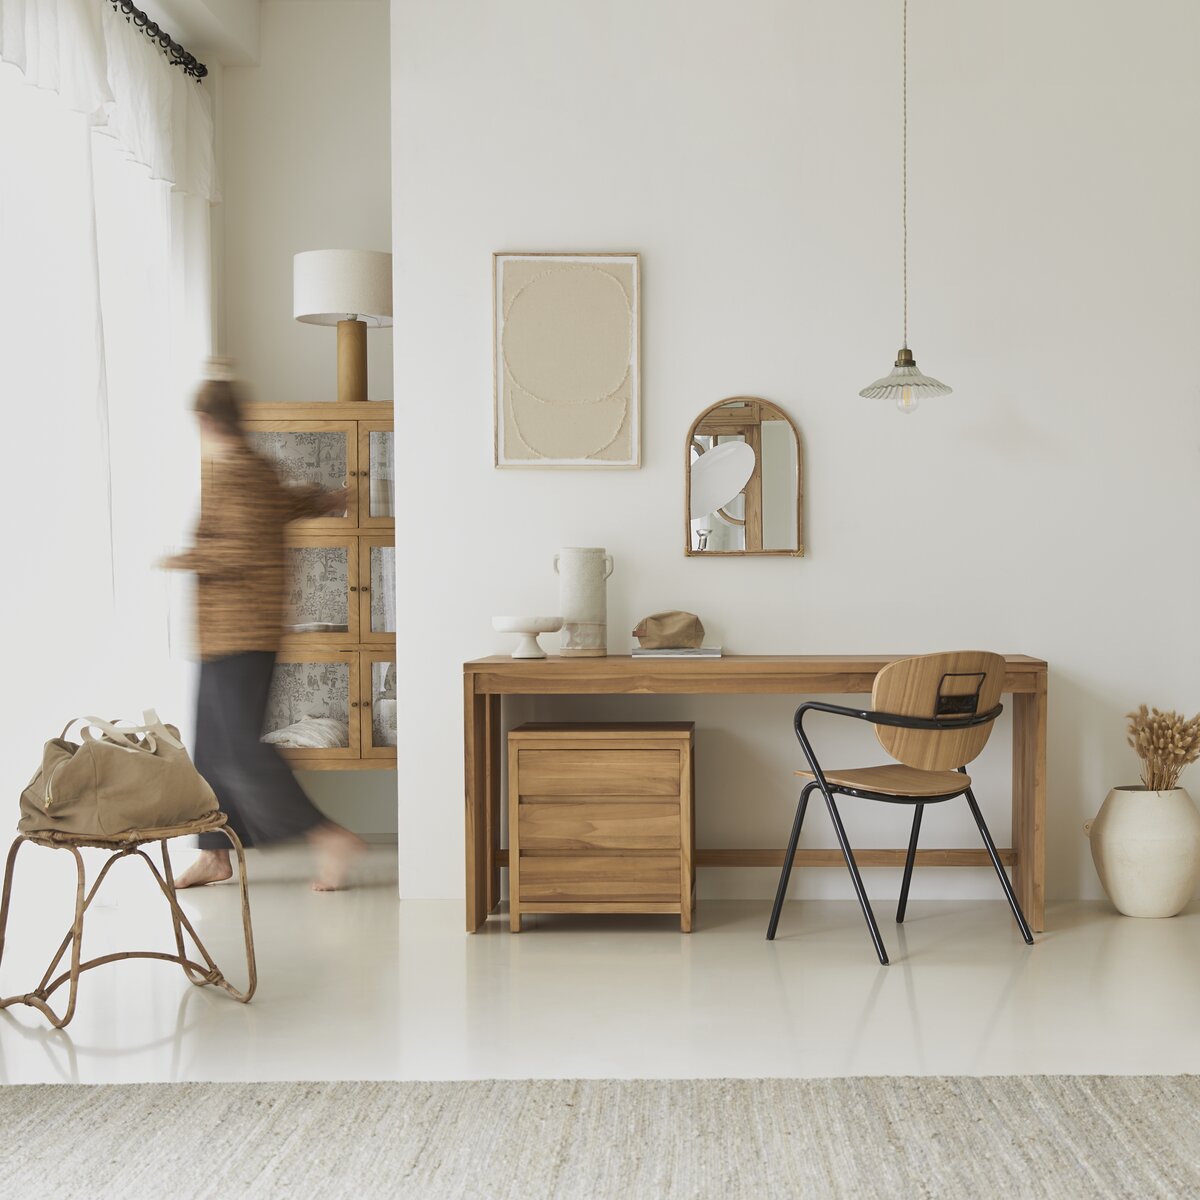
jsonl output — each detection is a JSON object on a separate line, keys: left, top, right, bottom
{"left": 494, "top": 252, "right": 640, "bottom": 468}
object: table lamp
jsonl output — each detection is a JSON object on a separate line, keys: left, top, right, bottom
{"left": 293, "top": 249, "right": 392, "bottom": 403}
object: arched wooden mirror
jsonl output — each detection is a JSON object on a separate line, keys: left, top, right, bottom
{"left": 685, "top": 396, "right": 803, "bottom": 556}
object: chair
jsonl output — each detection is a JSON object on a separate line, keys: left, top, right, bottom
{"left": 766, "top": 651, "right": 1034, "bottom": 964}
{"left": 0, "top": 812, "right": 256, "bottom": 1029}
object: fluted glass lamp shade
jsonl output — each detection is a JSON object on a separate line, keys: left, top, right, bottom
{"left": 859, "top": 348, "right": 951, "bottom": 414}
{"left": 294, "top": 249, "right": 392, "bottom": 402}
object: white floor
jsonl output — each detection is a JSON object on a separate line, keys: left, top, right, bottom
{"left": 1, "top": 845, "right": 1197, "bottom": 1084}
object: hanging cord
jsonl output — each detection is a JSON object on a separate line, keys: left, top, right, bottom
{"left": 902, "top": 0, "right": 908, "bottom": 349}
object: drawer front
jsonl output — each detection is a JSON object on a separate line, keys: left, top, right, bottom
{"left": 517, "top": 750, "right": 680, "bottom": 797}
{"left": 518, "top": 855, "right": 681, "bottom": 903}
{"left": 519, "top": 801, "right": 680, "bottom": 851}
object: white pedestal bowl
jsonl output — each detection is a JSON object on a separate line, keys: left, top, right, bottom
{"left": 492, "top": 616, "right": 564, "bottom": 659}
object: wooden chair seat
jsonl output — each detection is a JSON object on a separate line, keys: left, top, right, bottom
{"left": 794, "top": 764, "right": 970, "bottom": 798}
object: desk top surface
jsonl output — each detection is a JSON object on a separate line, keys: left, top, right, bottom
{"left": 465, "top": 653, "right": 1047, "bottom": 695}
{"left": 466, "top": 653, "right": 1047, "bottom": 671}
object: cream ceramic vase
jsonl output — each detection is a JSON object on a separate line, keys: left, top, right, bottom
{"left": 553, "top": 547, "right": 613, "bottom": 657}
{"left": 1086, "top": 787, "right": 1200, "bottom": 918}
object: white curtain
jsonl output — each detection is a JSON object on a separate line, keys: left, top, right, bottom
{"left": 0, "top": 0, "right": 215, "bottom": 801}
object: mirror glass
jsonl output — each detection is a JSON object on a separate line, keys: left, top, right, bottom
{"left": 685, "top": 397, "right": 802, "bottom": 556}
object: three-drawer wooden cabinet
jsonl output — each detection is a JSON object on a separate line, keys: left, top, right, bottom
{"left": 507, "top": 723, "right": 695, "bottom": 932}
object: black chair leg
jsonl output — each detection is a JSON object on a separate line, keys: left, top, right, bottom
{"left": 964, "top": 788, "right": 1034, "bottom": 945}
{"left": 896, "top": 803, "right": 924, "bottom": 924}
{"left": 823, "top": 789, "right": 889, "bottom": 965}
{"left": 767, "top": 783, "right": 816, "bottom": 940}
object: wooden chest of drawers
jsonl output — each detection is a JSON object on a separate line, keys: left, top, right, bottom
{"left": 508, "top": 723, "right": 695, "bottom": 932}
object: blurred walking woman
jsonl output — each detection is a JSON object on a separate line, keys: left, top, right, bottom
{"left": 162, "top": 373, "right": 364, "bottom": 891}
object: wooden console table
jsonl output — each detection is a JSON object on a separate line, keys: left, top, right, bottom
{"left": 463, "top": 654, "right": 1047, "bottom": 933}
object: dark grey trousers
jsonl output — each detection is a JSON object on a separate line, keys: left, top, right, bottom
{"left": 194, "top": 651, "right": 326, "bottom": 850}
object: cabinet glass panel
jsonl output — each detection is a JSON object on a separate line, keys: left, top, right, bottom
{"left": 368, "top": 430, "right": 394, "bottom": 519}
{"left": 369, "top": 544, "right": 395, "bottom": 635}
{"left": 369, "top": 659, "right": 398, "bottom": 750}
{"left": 284, "top": 545, "right": 350, "bottom": 635}
{"left": 249, "top": 429, "right": 350, "bottom": 518}
{"left": 262, "top": 660, "right": 351, "bottom": 749}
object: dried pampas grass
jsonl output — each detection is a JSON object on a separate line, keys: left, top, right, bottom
{"left": 1126, "top": 705, "right": 1200, "bottom": 792}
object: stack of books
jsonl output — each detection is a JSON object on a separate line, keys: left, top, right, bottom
{"left": 631, "top": 646, "right": 723, "bottom": 658}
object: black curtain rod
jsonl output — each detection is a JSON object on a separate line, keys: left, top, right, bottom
{"left": 107, "top": 0, "right": 208, "bottom": 81}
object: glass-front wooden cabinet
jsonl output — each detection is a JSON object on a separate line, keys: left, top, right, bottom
{"left": 244, "top": 402, "right": 396, "bottom": 769}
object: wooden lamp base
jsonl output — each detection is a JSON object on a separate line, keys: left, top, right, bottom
{"left": 336, "top": 318, "right": 368, "bottom": 403}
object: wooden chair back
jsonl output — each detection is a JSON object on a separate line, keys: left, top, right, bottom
{"left": 871, "top": 651, "right": 1006, "bottom": 771}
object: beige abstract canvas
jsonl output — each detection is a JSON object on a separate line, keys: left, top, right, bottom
{"left": 494, "top": 253, "right": 640, "bottom": 468}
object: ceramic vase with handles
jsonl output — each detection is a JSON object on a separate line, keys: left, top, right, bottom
{"left": 1085, "top": 786, "right": 1200, "bottom": 917}
{"left": 553, "top": 547, "right": 614, "bottom": 657}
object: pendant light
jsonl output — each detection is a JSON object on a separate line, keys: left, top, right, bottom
{"left": 859, "top": 0, "right": 951, "bottom": 415}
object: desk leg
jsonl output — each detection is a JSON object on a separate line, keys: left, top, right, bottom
{"left": 464, "top": 678, "right": 488, "bottom": 932}
{"left": 1013, "top": 672, "right": 1047, "bottom": 932}
{"left": 485, "top": 695, "right": 502, "bottom": 913}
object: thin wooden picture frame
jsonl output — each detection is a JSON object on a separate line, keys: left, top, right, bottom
{"left": 493, "top": 252, "right": 641, "bottom": 469}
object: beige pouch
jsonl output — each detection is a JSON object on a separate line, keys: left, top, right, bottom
{"left": 19, "top": 711, "right": 218, "bottom": 839}
{"left": 632, "top": 612, "right": 705, "bottom": 650}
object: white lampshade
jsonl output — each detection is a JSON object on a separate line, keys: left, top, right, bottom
{"left": 293, "top": 249, "right": 393, "bottom": 327}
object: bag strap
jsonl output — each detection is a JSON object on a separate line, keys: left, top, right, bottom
{"left": 60, "top": 713, "right": 183, "bottom": 752}
{"left": 59, "top": 717, "right": 136, "bottom": 748}
{"left": 78, "top": 717, "right": 156, "bottom": 754}
{"left": 141, "top": 709, "right": 184, "bottom": 750}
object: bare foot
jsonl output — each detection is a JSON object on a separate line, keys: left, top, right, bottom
{"left": 175, "top": 850, "right": 233, "bottom": 888}
{"left": 308, "top": 824, "right": 366, "bottom": 892}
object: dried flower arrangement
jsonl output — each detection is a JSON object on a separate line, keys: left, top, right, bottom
{"left": 1126, "top": 705, "right": 1200, "bottom": 792}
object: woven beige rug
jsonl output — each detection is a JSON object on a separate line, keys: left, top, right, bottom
{"left": 0, "top": 1076, "right": 1195, "bottom": 1199}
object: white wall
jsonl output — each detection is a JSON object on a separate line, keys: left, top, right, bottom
{"left": 221, "top": 0, "right": 396, "bottom": 837}
{"left": 392, "top": 0, "right": 1200, "bottom": 901}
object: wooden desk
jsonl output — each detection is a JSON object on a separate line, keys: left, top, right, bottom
{"left": 463, "top": 654, "right": 1048, "bottom": 933}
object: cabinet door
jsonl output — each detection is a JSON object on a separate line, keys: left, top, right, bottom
{"left": 360, "top": 651, "right": 398, "bottom": 760}
{"left": 282, "top": 535, "right": 359, "bottom": 645}
{"left": 357, "top": 421, "right": 394, "bottom": 529}
{"left": 263, "top": 651, "right": 360, "bottom": 764}
{"left": 358, "top": 535, "right": 395, "bottom": 644}
{"left": 245, "top": 421, "right": 358, "bottom": 529}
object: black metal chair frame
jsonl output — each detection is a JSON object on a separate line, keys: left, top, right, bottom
{"left": 766, "top": 700, "right": 1035, "bottom": 965}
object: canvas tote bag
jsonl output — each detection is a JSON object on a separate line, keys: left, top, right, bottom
{"left": 19, "top": 711, "right": 218, "bottom": 838}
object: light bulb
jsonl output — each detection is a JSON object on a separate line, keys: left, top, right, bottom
{"left": 895, "top": 386, "right": 919, "bottom": 415}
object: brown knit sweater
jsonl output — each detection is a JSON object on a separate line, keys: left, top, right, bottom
{"left": 171, "top": 443, "right": 332, "bottom": 660}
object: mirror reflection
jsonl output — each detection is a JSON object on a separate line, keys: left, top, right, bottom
{"left": 685, "top": 397, "right": 803, "bottom": 556}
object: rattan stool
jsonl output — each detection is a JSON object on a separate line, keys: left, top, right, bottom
{"left": 0, "top": 812, "right": 256, "bottom": 1029}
